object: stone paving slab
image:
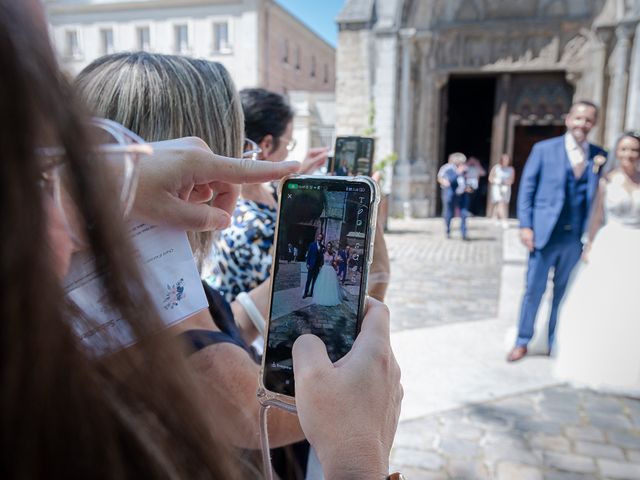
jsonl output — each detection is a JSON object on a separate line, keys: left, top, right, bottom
{"left": 391, "top": 318, "right": 556, "bottom": 422}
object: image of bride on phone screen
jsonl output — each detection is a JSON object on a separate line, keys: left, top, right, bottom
{"left": 312, "top": 242, "right": 342, "bottom": 306}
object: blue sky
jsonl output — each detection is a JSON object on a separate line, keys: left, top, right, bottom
{"left": 276, "top": 0, "right": 344, "bottom": 47}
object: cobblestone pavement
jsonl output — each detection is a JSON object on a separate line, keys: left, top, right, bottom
{"left": 391, "top": 385, "right": 640, "bottom": 479}
{"left": 385, "top": 217, "right": 502, "bottom": 331}
{"left": 385, "top": 218, "right": 640, "bottom": 479}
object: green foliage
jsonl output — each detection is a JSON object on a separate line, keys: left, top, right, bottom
{"left": 362, "top": 101, "right": 376, "bottom": 136}
{"left": 374, "top": 151, "right": 398, "bottom": 172}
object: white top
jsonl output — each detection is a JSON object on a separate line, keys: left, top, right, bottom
{"left": 491, "top": 165, "right": 514, "bottom": 185}
{"left": 605, "top": 172, "right": 640, "bottom": 228}
{"left": 323, "top": 252, "right": 335, "bottom": 265}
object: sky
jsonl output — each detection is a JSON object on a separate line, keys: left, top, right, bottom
{"left": 276, "top": 0, "right": 345, "bottom": 47}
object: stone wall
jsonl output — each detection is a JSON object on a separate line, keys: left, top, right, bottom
{"left": 335, "top": 28, "right": 373, "bottom": 136}
{"left": 261, "top": 1, "right": 335, "bottom": 95}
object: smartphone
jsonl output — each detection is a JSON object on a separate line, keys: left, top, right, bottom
{"left": 261, "top": 175, "right": 379, "bottom": 399}
{"left": 332, "top": 136, "right": 375, "bottom": 176}
{"left": 325, "top": 154, "right": 334, "bottom": 174}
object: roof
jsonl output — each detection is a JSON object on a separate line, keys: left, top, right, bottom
{"left": 335, "top": 0, "right": 375, "bottom": 24}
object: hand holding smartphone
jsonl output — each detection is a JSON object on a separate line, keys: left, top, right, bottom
{"left": 261, "top": 175, "right": 379, "bottom": 399}
{"left": 292, "top": 297, "right": 402, "bottom": 479}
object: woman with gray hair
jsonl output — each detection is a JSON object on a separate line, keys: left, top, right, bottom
{"left": 76, "top": 52, "right": 243, "bottom": 268}
{"left": 75, "top": 53, "right": 308, "bottom": 455}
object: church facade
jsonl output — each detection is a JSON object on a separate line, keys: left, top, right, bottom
{"left": 336, "top": 0, "right": 640, "bottom": 217}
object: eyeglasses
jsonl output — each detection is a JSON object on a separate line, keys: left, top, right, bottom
{"left": 37, "top": 118, "right": 152, "bottom": 243}
{"left": 243, "top": 138, "right": 262, "bottom": 160}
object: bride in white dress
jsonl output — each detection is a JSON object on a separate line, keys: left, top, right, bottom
{"left": 555, "top": 132, "right": 640, "bottom": 391}
{"left": 313, "top": 248, "right": 342, "bottom": 307}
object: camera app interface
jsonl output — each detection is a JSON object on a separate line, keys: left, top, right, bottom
{"left": 264, "top": 179, "right": 373, "bottom": 396}
{"left": 334, "top": 137, "right": 374, "bottom": 176}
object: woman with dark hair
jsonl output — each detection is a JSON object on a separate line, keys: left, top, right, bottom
{"left": 241, "top": 87, "right": 296, "bottom": 162}
{"left": 1, "top": 1, "right": 402, "bottom": 478}
{"left": 555, "top": 131, "right": 640, "bottom": 392}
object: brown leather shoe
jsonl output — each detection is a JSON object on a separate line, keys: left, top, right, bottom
{"left": 506, "top": 345, "right": 528, "bottom": 362}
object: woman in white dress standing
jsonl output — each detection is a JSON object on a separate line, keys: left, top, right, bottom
{"left": 489, "top": 154, "right": 515, "bottom": 228}
{"left": 555, "top": 132, "right": 640, "bottom": 391}
{"left": 313, "top": 244, "right": 342, "bottom": 306}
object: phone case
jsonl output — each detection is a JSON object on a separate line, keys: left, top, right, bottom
{"left": 257, "top": 175, "right": 381, "bottom": 411}
{"left": 332, "top": 137, "right": 375, "bottom": 176}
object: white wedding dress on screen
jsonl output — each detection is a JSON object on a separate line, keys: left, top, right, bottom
{"left": 313, "top": 252, "right": 341, "bottom": 306}
{"left": 555, "top": 172, "right": 640, "bottom": 391}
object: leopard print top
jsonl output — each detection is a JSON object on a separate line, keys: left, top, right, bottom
{"left": 203, "top": 198, "right": 276, "bottom": 302}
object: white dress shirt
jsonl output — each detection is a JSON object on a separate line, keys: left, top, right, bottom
{"left": 564, "top": 133, "right": 589, "bottom": 171}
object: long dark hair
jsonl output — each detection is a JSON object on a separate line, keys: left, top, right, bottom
{"left": 0, "top": 2, "right": 240, "bottom": 477}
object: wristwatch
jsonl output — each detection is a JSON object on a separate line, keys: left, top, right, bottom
{"left": 386, "top": 473, "right": 406, "bottom": 480}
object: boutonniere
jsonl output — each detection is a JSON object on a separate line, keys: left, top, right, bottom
{"left": 593, "top": 155, "right": 607, "bottom": 174}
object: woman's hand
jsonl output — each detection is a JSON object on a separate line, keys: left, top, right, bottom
{"left": 369, "top": 171, "right": 390, "bottom": 301}
{"left": 368, "top": 221, "right": 390, "bottom": 302}
{"left": 133, "top": 137, "right": 300, "bottom": 231}
{"left": 292, "top": 298, "right": 402, "bottom": 479}
{"left": 300, "top": 147, "right": 330, "bottom": 174}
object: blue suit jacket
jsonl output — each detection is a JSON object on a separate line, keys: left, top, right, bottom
{"left": 517, "top": 136, "right": 606, "bottom": 249}
{"left": 306, "top": 242, "right": 323, "bottom": 270}
{"left": 440, "top": 165, "right": 460, "bottom": 202}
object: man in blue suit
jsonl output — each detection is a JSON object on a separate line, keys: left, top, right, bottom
{"left": 303, "top": 232, "right": 325, "bottom": 298}
{"left": 438, "top": 152, "right": 470, "bottom": 240}
{"left": 507, "top": 101, "right": 606, "bottom": 362}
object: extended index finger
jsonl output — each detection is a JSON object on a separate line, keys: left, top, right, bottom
{"left": 193, "top": 150, "right": 301, "bottom": 185}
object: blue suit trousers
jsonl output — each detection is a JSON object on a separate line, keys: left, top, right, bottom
{"left": 442, "top": 191, "right": 469, "bottom": 238}
{"left": 516, "top": 233, "right": 582, "bottom": 348}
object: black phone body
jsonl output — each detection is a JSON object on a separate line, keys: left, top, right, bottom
{"left": 332, "top": 136, "right": 375, "bottom": 177}
{"left": 261, "top": 175, "right": 379, "bottom": 399}
{"left": 325, "top": 155, "right": 334, "bottom": 174}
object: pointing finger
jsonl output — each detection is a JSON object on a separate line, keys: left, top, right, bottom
{"left": 192, "top": 151, "right": 301, "bottom": 185}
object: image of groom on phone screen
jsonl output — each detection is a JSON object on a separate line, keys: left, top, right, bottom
{"left": 303, "top": 232, "right": 325, "bottom": 298}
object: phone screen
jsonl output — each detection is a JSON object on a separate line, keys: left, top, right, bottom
{"left": 333, "top": 137, "right": 375, "bottom": 176}
{"left": 263, "top": 178, "right": 374, "bottom": 396}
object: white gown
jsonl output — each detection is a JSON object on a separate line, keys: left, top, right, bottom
{"left": 313, "top": 253, "right": 342, "bottom": 306}
{"left": 555, "top": 172, "right": 640, "bottom": 391}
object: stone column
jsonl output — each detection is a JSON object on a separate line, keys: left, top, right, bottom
{"left": 372, "top": 30, "right": 398, "bottom": 187}
{"left": 411, "top": 36, "right": 438, "bottom": 218}
{"left": 605, "top": 24, "right": 632, "bottom": 147}
{"left": 581, "top": 29, "right": 610, "bottom": 145}
{"left": 488, "top": 74, "right": 510, "bottom": 215}
{"left": 625, "top": 20, "right": 640, "bottom": 129}
{"left": 490, "top": 74, "right": 511, "bottom": 167}
{"left": 392, "top": 28, "right": 415, "bottom": 217}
